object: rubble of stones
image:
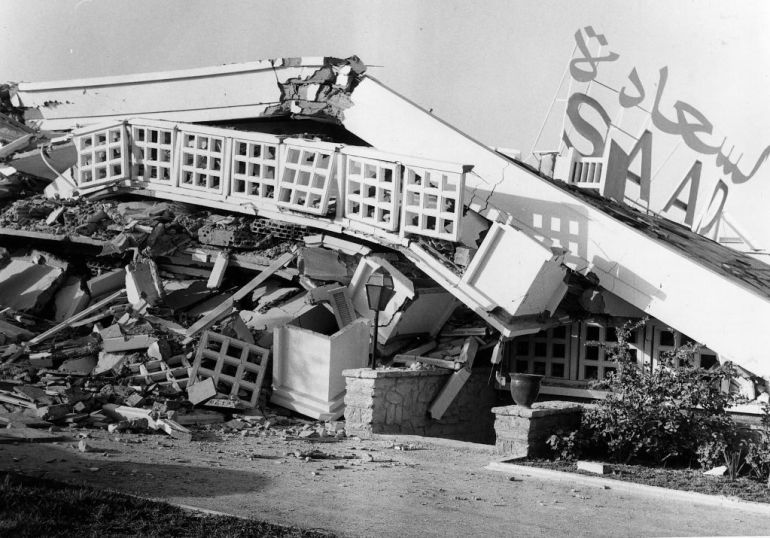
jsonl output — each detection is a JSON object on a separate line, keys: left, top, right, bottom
{"left": 0, "top": 183, "right": 494, "bottom": 444}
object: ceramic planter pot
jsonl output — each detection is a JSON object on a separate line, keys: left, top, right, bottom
{"left": 509, "top": 373, "right": 543, "bottom": 408}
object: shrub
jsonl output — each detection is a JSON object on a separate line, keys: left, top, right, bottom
{"left": 546, "top": 429, "right": 582, "bottom": 461}
{"left": 744, "top": 402, "right": 770, "bottom": 485}
{"left": 549, "top": 319, "right": 742, "bottom": 466}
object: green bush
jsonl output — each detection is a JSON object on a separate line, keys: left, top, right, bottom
{"left": 744, "top": 402, "right": 770, "bottom": 485}
{"left": 548, "top": 319, "right": 741, "bottom": 466}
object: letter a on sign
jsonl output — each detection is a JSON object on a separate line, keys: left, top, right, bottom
{"left": 662, "top": 161, "right": 701, "bottom": 226}
{"left": 602, "top": 130, "right": 652, "bottom": 203}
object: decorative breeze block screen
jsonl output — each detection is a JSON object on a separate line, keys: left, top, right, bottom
{"left": 401, "top": 165, "right": 463, "bottom": 241}
{"left": 75, "top": 124, "right": 128, "bottom": 186}
{"left": 512, "top": 325, "right": 571, "bottom": 379}
{"left": 277, "top": 144, "right": 335, "bottom": 215}
{"left": 179, "top": 130, "right": 226, "bottom": 194}
{"left": 131, "top": 124, "right": 174, "bottom": 184}
{"left": 231, "top": 138, "right": 279, "bottom": 200}
{"left": 580, "top": 323, "right": 643, "bottom": 380}
{"left": 189, "top": 331, "right": 270, "bottom": 407}
{"left": 344, "top": 155, "right": 400, "bottom": 231}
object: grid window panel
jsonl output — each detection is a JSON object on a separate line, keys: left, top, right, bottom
{"left": 344, "top": 155, "right": 400, "bottom": 231}
{"left": 75, "top": 125, "right": 127, "bottom": 186}
{"left": 178, "top": 131, "right": 226, "bottom": 194}
{"left": 131, "top": 125, "right": 174, "bottom": 184}
{"left": 511, "top": 325, "right": 571, "bottom": 379}
{"left": 653, "top": 328, "right": 717, "bottom": 369}
{"left": 230, "top": 138, "right": 279, "bottom": 200}
{"left": 579, "top": 323, "right": 643, "bottom": 380}
{"left": 276, "top": 144, "right": 335, "bottom": 215}
{"left": 401, "top": 166, "right": 463, "bottom": 241}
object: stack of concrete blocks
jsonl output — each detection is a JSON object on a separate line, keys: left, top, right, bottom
{"left": 491, "top": 401, "right": 583, "bottom": 458}
{"left": 343, "top": 367, "right": 498, "bottom": 443}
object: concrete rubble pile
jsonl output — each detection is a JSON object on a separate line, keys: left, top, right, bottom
{"left": 0, "top": 172, "right": 510, "bottom": 442}
{"left": 2, "top": 55, "right": 769, "bottom": 447}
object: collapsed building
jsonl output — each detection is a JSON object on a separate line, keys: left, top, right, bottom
{"left": 1, "top": 56, "right": 769, "bottom": 444}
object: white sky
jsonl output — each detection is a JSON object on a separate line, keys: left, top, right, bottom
{"left": 1, "top": 0, "right": 768, "bottom": 245}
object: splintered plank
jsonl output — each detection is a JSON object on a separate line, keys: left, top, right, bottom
{"left": 391, "top": 354, "right": 461, "bottom": 370}
{"left": 182, "top": 250, "right": 296, "bottom": 344}
{"left": 428, "top": 369, "right": 471, "bottom": 420}
{"left": 428, "top": 337, "right": 479, "bottom": 420}
{"left": 27, "top": 290, "right": 126, "bottom": 346}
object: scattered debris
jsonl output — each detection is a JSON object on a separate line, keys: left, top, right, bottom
{"left": 704, "top": 465, "right": 728, "bottom": 477}
{"left": 2, "top": 57, "right": 768, "bottom": 477}
{"left": 577, "top": 461, "right": 609, "bottom": 475}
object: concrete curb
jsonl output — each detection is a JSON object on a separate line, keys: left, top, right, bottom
{"left": 167, "top": 501, "right": 251, "bottom": 520}
{"left": 485, "top": 460, "right": 770, "bottom": 516}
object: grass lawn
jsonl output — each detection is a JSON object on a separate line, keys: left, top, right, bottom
{"left": 0, "top": 472, "right": 334, "bottom": 538}
{"left": 520, "top": 459, "right": 770, "bottom": 504}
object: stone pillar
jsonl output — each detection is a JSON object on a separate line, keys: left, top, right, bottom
{"left": 492, "top": 401, "right": 582, "bottom": 458}
{"left": 343, "top": 367, "right": 498, "bottom": 443}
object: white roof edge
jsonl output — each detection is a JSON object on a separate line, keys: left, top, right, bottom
{"left": 16, "top": 57, "right": 328, "bottom": 92}
{"left": 340, "top": 145, "right": 472, "bottom": 174}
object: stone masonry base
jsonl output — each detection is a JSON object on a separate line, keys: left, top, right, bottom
{"left": 492, "top": 401, "right": 582, "bottom": 458}
{"left": 343, "top": 367, "right": 498, "bottom": 444}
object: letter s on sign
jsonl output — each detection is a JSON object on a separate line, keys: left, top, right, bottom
{"left": 562, "top": 92, "right": 612, "bottom": 158}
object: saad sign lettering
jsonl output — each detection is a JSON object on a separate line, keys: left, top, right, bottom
{"left": 562, "top": 26, "right": 769, "bottom": 235}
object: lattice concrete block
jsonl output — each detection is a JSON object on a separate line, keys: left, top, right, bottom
{"left": 189, "top": 331, "right": 270, "bottom": 407}
{"left": 276, "top": 142, "right": 336, "bottom": 215}
{"left": 344, "top": 153, "right": 400, "bottom": 231}
{"left": 130, "top": 122, "right": 175, "bottom": 184}
{"left": 231, "top": 137, "right": 279, "bottom": 200}
{"left": 401, "top": 165, "right": 463, "bottom": 241}
{"left": 74, "top": 123, "right": 128, "bottom": 187}
{"left": 179, "top": 130, "right": 227, "bottom": 194}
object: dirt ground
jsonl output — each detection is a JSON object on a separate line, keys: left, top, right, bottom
{"left": 1, "top": 426, "right": 768, "bottom": 538}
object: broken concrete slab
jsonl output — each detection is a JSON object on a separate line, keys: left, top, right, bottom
{"left": 100, "top": 326, "right": 157, "bottom": 353}
{"left": 229, "top": 314, "right": 255, "bottom": 344}
{"left": 187, "top": 377, "right": 217, "bottom": 406}
{"left": 0, "top": 318, "right": 34, "bottom": 341}
{"left": 163, "top": 279, "right": 212, "bottom": 311}
{"left": 87, "top": 268, "right": 126, "bottom": 298}
{"left": 53, "top": 276, "right": 89, "bottom": 322}
{"left": 577, "top": 461, "right": 609, "bottom": 475}
{"left": 299, "top": 247, "right": 349, "bottom": 282}
{"left": 58, "top": 356, "right": 97, "bottom": 375}
{"left": 0, "top": 257, "right": 65, "bottom": 313}
{"left": 8, "top": 140, "right": 76, "bottom": 180}
{"left": 0, "top": 133, "right": 34, "bottom": 160}
{"left": 93, "top": 351, "right": 128, "bottom": 375}
{"left": 126, "top": 258, "right": 164, "bottom": 307}
{"left": 255, "top": 287, "right": 301, "bottom": 312}
{"left": 206, "top": 251, "right": 229, "bottom": 289}
{"left": 303, "top": 234, "right": 372, "bottom": 256}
